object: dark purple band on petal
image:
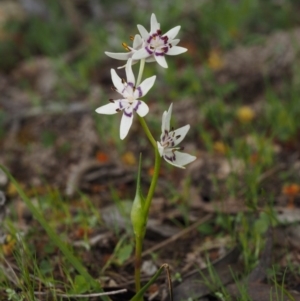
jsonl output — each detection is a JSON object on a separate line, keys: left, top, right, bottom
{"left": 155, "top": 52, "right": 165, "bottom": 57}
{"left": 124, "top": 110, "right": 133, "bottom": 117}
{"left": 162, "top": 36, "right": 168, "bottom": 44}
{"left": 134, "top": 100, "right": 142, "bottom": 112}
{"left": 128, "top": 82, "right": 134, "bottom": 88}
{"left": 165, "top": 153, "right": 176, "bottom": 162}
{"left": 119, "top": 101, "right": 123, "bottom": 109}
{"left": 145, "top": 46, "right": 153, "bottom": 55}
{"left": 136, "top": 86, "right": 142, "bottom": 97}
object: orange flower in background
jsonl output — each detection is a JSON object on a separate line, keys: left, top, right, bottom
{"left": 282, "top": 184, "right": 300, "bottom": 196}
{"left": 148, "top": 167, "right": 155, "bottom": 176}
{"left": 96, "top": 151, "right": 109, "bottom": 163}
{"left": 282, "top": 183, "right": 300, "bottom": 208}
{"left": 74, "top": 227, "right": 93, "bottom": 239}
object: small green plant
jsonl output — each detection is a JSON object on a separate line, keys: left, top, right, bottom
{"left": 6, "top": 288, "right": 25, "bottom": 301}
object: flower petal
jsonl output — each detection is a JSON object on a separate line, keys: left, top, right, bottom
{"left": 134, "top": 101, "right": 149, "bottom": 117}
{"left": 162, "top": 103, "right": 172, "bottom": 133}
{"left": 172, "top": 124, "right": 190, "bottom": 146}
{"left": 137, "top": 24, "right": 149, "bottom": 40}
{"left": 157, "top": 141, "right": 164, "bottom": 156}
{"left": 117, "top": 60, "right": 139, "bottom": 69}
{"left": 167, "top": 46, "right": 187, "bottom": 56}
{"left": 120, "top": 109, "right": 134, "bottom": 139}
{"left": 132, "top": 34, "right": 143, "bottom": 49}
{"left": 125, "top": 59, "right": 135, "bottom": 85}
{"left": 111, "top": 69, "right": 124, "bottom": 92}
{"left": 145, "top": 56, "right": 156, "bottom": 63}
{"left": 164, "top": 26, "right": 181, "bottom": 40}
{"left": 105, "top": 51, "right": 131, "bottom": 60}
{"left": 135, "top": 75, "right": 156, "bottom": 98}
{"left": 132, "top": 48, "right": 151, "bottom": 60}
{"left": 150, "top": 13, "right": 160, "bottom": 33}
{"left": 95, "top": 102, "right": 119, "bottom": 115}
{"left": 164, "top": 151, "right": 196, "bottom": 169}
{"left": 171, "top": 39, "right": 180, "bottom": 46}
{"left": 155, "top": 55, "right": 168, "bottom": 68}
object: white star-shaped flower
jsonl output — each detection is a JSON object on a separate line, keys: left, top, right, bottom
{"left": 95, "top": 59, "right": 156, "bottom": 140}
{"left": 157, "top": 104, "right": 196, "bottom": 168}
{"left": 132, "top": 13, "right": 187, "bottom": 68}
{"left": 105, "top": 14, "right": 187, "bottom": 68}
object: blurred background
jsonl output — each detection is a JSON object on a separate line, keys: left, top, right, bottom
{"left": 1, "top": 1, "right": 300, "bottom": 298}
{"left": 0, "top": 0, "right": 300, "bottom": 201}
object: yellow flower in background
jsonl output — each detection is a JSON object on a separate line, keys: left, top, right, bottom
{"left": 236, "top": 106, "right": 255, "bottom": 123}
{"left": 208, "top": 49, "right": 224, "bottom": 70}
{"left": 1, "top": 235, "right": 16, "bottom": 256}
{"left": 122, "top": 151, "right": 136, "bottom": 165}
{"left": 213, "top": 141, "right": 228, "bottom": 155}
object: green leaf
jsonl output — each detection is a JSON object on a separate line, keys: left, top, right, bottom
{"left": 130, "top": 264, "right": 172, "bottom": 301}
{"left": 115, "top": 243, "right": 133, "bottom": 265}
{"left": 72, "top": 275, "right": 91, "bottom": 294}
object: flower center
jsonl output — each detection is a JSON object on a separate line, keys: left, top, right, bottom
{"left": 147, "top": 30, "right": 170, "bottom": 55}
{"left": 122, "top": 82, "right": 136, "bottom": 104}
{"left": 161, "top": 130, "right": 175, "bottom": 148}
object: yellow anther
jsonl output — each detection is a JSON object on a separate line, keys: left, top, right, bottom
{"left": 122, "top": 42, "right": 130, "bottom": 51}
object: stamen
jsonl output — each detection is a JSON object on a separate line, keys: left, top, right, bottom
{"left": 116, "top": 108, "right": 121, "bottom": 112}
{"left": 111, "top": 86, "right": 117, "bottom": 91}
{"left": 109, "top": 99, "right": 115, "bottom": 103}
{"left": 122, "top": 42, "right": 130, "bottom": 51}
{"left": 176, "top": 135, "right": 181, "bottom": 139}
{"left": 122, "top": 78, "right": 126, "bottom": 84}
{"left": 130, "top": 36, "right": 134, "bottom": 41}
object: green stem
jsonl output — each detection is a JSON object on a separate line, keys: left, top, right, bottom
{"left": 136, "top": 59, "right": 145, "bottom": 87}
{"left": 138, "top": 116, "right": 157, "bottom": 149}
{"left": 144, "top": 148, "right": 161, "bottom": 216}
{"left": 134, "top": 235, "right": 143, "bottom": 295}
{"left": 134, "top": 119, "right": 161, "bottom": 298}
{"left": 134, "top": 58, "right": 162, "bottom": 300}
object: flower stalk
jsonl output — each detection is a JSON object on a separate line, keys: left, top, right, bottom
{"left": 97, "top": 13, "right": 196, "bottom": 297}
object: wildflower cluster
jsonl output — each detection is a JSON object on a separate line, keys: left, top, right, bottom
{"left": 96, "top": 13, "right": 196, "bottom": 168}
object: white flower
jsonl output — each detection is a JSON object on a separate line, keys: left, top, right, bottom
{"left": 105, "top": 35, "right": 153, "bottom": 67}
{"left": 157, "top": 104, "right": 196, "bottom": 168}
{"left": 132, "top": 13, "right": 187, "bottom": 68}
{"left": 95, "top": 59, "right": 156, "bottom": 140}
